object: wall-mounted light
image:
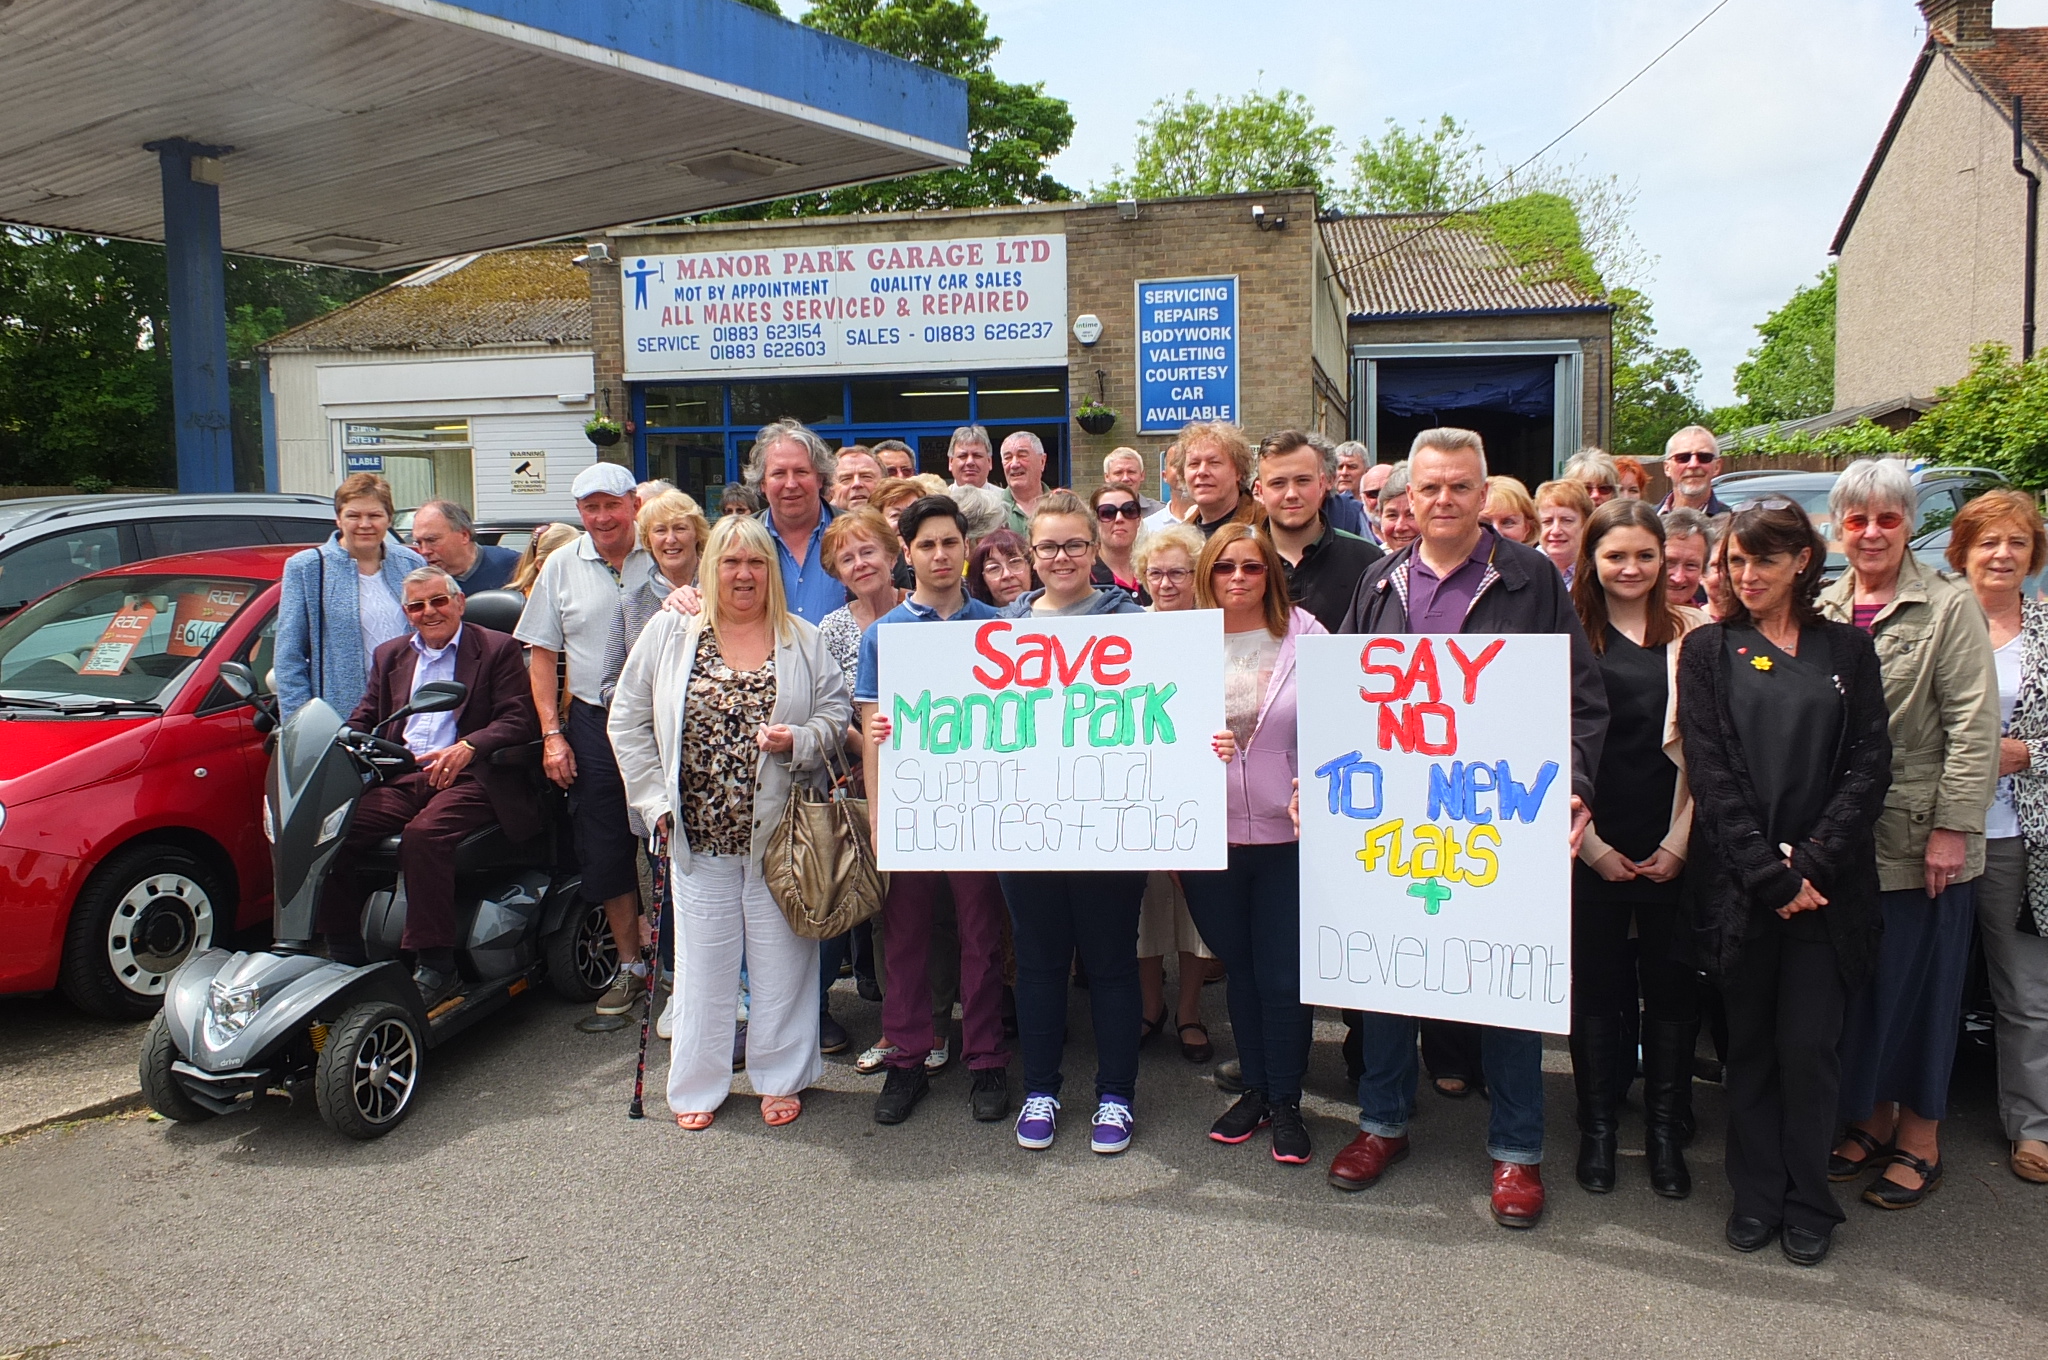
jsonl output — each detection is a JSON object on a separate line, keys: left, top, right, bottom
{"left": 1117, "top": 199, "right": 1139, "bottom": 221}
{"left": 572, "top": 242, "right": 612, "bottom": 267}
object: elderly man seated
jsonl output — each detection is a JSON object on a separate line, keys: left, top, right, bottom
{"left": 317, "top": 566, "right": 541, "bottom": 1006}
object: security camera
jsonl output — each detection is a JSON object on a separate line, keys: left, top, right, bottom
{"left": 1252, "top": 204, "right": 1286, "bottom": 231}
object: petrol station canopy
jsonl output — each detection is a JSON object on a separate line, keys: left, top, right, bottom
{"left": 0, "top": 0, "right": 971, "bottom": 272}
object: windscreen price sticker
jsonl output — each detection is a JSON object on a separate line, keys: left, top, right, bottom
{"left": 166, "top": 588, "right": 249, "bottom": 657}
{"left": 79, "top": 603, "right": 159, "bottom": 676}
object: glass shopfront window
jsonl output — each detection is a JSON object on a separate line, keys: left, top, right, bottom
{"left": 337, "top": 419, "right": 474, "bottom": 512}
{"left": 635, "top": 370, "right": 1069, "bottom": 509}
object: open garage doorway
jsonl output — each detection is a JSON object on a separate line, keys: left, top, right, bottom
{"left": 1354, "top": 342, "right": 1585, "bottom": 493}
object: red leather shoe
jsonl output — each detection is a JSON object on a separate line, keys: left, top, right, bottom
{"left": 1490, "top": 1160, "right": 1545, "bottom": 1228}
{"left": 1327, "top": 1131, "right": 1410, "bottom": 1191}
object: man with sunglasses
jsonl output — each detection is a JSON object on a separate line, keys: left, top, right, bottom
{"left": 1659, "top": 426, "right": 1732, "bottom": 516}
{"left": 323, "top": 567, "right": 541, "bottom": 1008}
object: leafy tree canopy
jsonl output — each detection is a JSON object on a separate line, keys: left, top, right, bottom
{"left": 1345, "top": 115, "right": 1490, "bottom": 214}
{"left": 1728, "top": 265, "right": 1836, "bottom": 425}
{"left": 1094, "top": 88, "right": 1337, "bottom": 199}
{"left": 710, "top": 0, "right": 1073, "bottom": 217}
{"left": 0, "top": 227, "right": 388, "bottom": 489}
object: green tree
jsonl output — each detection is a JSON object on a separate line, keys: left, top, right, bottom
{"left": 1345, "top": 115, "right": 1489, "bottom": 213}
{"left": 1901, "top": 342, "right": 2048, "bottom": 485}
{"left": 713, "top": 0, "right": 1072, "bottom": 216}
{"left": 0, "top": 227, "right": 387, "bottom": 489}
{"left": 1096, "top": 88, "right": 1336, "bottom": 199}
{"left": 1729, "top": 265, "right": 1836, "bottom": 424}
{"left": 1609, "top": 286, "right": 1708, "bottom": 457}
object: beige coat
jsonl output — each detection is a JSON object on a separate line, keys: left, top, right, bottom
{"left": 607, "top": 609, "right": 851, "bottom": 873}
{"left": 1819, "top": 550, "right": 1998, "bottom": 891}
{"left": 1578, "top": 607, "right": 1705, "bottom": 869}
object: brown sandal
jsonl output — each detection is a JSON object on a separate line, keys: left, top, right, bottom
{"left": 2010, "top": 1140, "right": 2048, "bottom": 1184}
{"left": 675, "top": 1111, "right": 714, "bottom": 1131}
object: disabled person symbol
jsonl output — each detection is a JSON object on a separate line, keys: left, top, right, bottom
{"left": 1406, "top": 878, "right": 1452, "bottom": 916}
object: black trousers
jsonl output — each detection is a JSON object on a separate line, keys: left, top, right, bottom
{"left": 1720, "top": 921, "right": 1849, "bottom": 1234}
{"left": 1572, "top": 875, "right": 1699, "bottom": 1023}
{"left": 1182, "top": 842, "right": 1309, "bottom": 1103}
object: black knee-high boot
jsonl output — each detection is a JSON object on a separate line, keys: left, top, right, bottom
{"left": 1642, "top": 1017, "right": 1698, "bottom": 1199}
{"left": 1570, "top": 1013, "right": 1623, "bottom": 1193}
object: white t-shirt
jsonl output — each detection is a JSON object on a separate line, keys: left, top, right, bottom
{"left": 1222, "top": 628, "right": 1281, "bottom": 750}
{"left": 357, "top": 568, "right": 409, "bottom": 668}
{"left": 1989, "top": 631, "right": 2023, "bottom": 840}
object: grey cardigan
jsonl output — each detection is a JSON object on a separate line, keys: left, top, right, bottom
{"left": 606, "top": 609, "right": 851, "bottom": 872}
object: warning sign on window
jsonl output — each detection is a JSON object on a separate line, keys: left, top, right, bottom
{"left": 166, "top": 588, "right": 249, "bottom": 657}
{"left": 79, "top": 603, "right": 159, "bottom": 676}
{"left": 510, "top": 452, "right": 546, "bottom": 494}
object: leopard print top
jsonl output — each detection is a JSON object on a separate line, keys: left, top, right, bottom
{"left": 678, "top": 627, "right": 776, "bottom": 857}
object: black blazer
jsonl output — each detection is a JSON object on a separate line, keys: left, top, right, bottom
{"left": 347, "top": 625, "right": 543, "bottom": 842}
{"left": 1676, "top": 619, "right": 1891, "bottom": 986}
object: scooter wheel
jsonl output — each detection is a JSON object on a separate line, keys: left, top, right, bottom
{"left": 315, "top": 1001, "right": 423, "bottom": 1140}
{"left": 544, "top": 899, "right": 619, "bottom": 1003}
{"left": 138, "top": 1012, "right": 215, "bottom": 1124}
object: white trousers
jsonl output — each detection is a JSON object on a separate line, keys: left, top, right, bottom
{"left": 667, "top": 852, "right": 821, "bottom": 1114}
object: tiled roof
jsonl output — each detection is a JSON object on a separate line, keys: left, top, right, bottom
{"left": 1952, "top": 28, "right": 2048, "bottom": 142}
{"left": 1320, "top": 212, "right": 1608, "bottom": 318}
{"left": 1834, "top": 29, "right": 2048, "bottom": 255}
{"left": 259, "top": 247, "right": 590, "bottom": 352}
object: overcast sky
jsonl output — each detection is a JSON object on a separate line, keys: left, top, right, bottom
{"left": 813, "top": 0, "right": 2048, "bottom": 408}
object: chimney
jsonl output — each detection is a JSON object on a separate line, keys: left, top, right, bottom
{"left": 1921, "top": 0, "right": 1996, "bottom": 48}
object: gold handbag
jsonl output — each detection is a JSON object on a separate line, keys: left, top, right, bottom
{"left": 763, "top": 740, "right": 886, "bottom": 940}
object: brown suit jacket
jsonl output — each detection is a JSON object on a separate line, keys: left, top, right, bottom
{"left": 347, "top": 625, "right": 543, "bottom": 842}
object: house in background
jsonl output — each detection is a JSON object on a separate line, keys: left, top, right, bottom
{"left": 1320, "top": 212, "right": 1613, "bottom": 493}
{"left": 260, "top": 248, "right": 598, "bottom": 521}
{"left": 1834, "top": 0, "right": 2048, "bottom": 406}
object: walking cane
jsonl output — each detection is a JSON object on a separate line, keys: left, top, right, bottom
{"left": 628, "top": 825, "right": 669, "bottom": 1120}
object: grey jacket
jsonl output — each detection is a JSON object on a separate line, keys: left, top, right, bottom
{"left": 1820, "top": 551, "right": 1999, "bottom": 891}
{"left": 606, "top": 609, "right": 851, "bottom": 872}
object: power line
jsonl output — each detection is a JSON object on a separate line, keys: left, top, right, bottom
{"left": 1328, "top": 0, "right": 1733, "bottom": 288}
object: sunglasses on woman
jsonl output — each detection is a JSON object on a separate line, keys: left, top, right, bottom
{"left": 1096, "top": 501, "right": 1144, "bottom": 521}
{"left": 1211, "top": 560, "right": 1267, "bottom": 577}
{"left": 1838, "top": 510, "right": 1906, "bottom": 534}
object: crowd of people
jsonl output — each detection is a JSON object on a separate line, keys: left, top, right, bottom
{"left": 274, "top": 418, "right": 2048, "bottom": 1267}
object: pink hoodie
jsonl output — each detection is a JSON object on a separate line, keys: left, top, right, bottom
{"left": 1224, "top": 607, "right": 1326, "bottom": 844}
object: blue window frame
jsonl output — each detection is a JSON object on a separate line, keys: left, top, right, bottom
{"left": 631, "top": 369, "right": 1069, "bottom": 510}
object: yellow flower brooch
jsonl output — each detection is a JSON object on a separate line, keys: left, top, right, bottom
{"left": 1750, "top": 655, "right": 1774, "bottom": 672}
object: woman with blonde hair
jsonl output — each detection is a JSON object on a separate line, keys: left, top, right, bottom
{"left": 608, "top": 513, "right": 851, "bottom": 1130}
{"left": 511, "top": 522, "right": 578, "bottom": 596}
{"left": 1133, "top": 519, "right": 1216, "bottom": 1062}
{"left": 1482, "top": 476, "right": 1538, "bottom": 544}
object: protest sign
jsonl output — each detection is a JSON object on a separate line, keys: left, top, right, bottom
{"left": 874, "top": 611, "right": 1226, "bottom": 872}
{"left": 1296, "top": 633, "right": 1573, "bottom": 1034}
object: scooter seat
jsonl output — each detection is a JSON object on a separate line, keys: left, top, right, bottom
{"left": 358, "top": 823, "right": 550, "bottom": 874}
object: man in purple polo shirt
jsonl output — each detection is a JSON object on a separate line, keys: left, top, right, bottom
{"left": 1333, "top": 426, "right": 1610, "bottom": 1232}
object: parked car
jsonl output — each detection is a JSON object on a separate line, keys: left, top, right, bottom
{"left": 1714, "top": 465, "right": 2009, "bottom": 573}
{"left": 0, "top": 545, "right": 292, "bottom": 1017}
{"left": 0, "top": 493, "right": 337, "bottom": 620}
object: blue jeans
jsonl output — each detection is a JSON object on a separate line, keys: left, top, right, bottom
{"left": 1355, "top": 1013, "right": 1546, "bottom": 1164}
{"left": 1181, "top": 841, "right": 1311, "bottom": 1102}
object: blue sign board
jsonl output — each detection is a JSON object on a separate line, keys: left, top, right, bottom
{"left": 1135, "top": 275, "right": 1239, "bottom": 433}
{"left": 345, "top": 452, "right": 385, "bottom": 473}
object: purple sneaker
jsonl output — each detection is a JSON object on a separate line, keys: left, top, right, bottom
{"left": 1015, "top": 1093, "right": 1060, "bottom": 1149}
{"left": 1090, "top": 1096, "right": 1134, "bottom": 1155}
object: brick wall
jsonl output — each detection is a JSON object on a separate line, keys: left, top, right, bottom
{"left": 1064, "top": 191, "right": 1320, "bottom": 496}
{"left": 586, "top": 250, "right": 628, "bottom": 467}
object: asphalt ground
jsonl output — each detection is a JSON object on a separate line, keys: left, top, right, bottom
{"left": 2, "top": 980, "right": 2044, "bottom": 1360}
{"left": 0, "top": 996, "right": 148, "bottom": 1138}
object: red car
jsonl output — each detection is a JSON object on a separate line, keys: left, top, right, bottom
{"left": 0, "top": 546, "right": 290, "bottom": 1017}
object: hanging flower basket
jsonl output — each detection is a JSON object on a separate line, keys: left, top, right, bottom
{"left": 1075, "top": 401, "right": 1118, "bottom": 435}
{"left": 585, "top": 416, "right": 623, "bottom": 447}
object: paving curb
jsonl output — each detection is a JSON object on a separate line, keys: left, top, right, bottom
{"left": 1, "top": 1089, "right": 147, "bottom": 1144}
